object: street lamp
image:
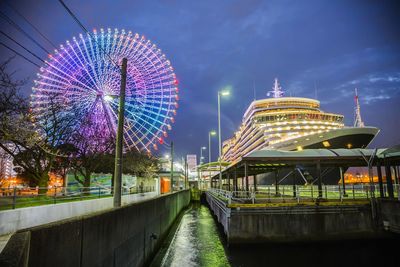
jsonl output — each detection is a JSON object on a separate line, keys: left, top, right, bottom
{"left": 200, "top": 146, "right": 207, "bottom": 165}
{"left": 208, "top": 130, "right": 217, "bottom": 189}
{"left": 218, "top": 89, "right": 230, "bottom": 189}
{"left": 208, "top": 130, "right": 216, "bottom": 163}
{"left": 199, "top": 146, "right": 206, "bottom": 190}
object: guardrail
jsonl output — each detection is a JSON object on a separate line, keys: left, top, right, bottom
{"left": 208, "top": 184, "right": 398, "bottom": 204}
{"left": 0, "top": 185, "right": 155, "bottom": 210}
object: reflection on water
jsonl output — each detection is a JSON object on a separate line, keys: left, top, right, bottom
{"left": 161, "top": 204, "right": 230, "bottom": 267}
{"left": 158, "top": 203, "right": 400, "bottom": 267}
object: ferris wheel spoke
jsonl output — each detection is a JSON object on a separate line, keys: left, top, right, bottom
{"left": 45, "top": 61, "right": 96, "bottom": 93}
{"left": 32, "top": 28, "right": 178, "bottom": 152}
{"left": 108, "top": 105, "right": 145, "bottom": 150}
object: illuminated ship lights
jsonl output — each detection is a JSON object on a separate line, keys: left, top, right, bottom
{"left": 31, "top": 28, "right": 178, "bottom": 152}
{"left": 222, "top": 79, "right": 346, "bottom": 162}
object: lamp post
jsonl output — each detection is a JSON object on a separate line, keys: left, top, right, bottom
{"left": 199, "top": 146, "right": 206, "bottom": 189}
{"left": 208, "top": 130, "right": 216, "bottom": 189}
{"left": 113, "top": 58, "right": 127, "bottom": 208}
{"left": 208, "top": 130, "right": 216, "bottom": 163}
{"left": 200, "top": 146, "right": 206, "bottom": 165}
{"left": 218, "top": 89, "right": 230, "bottom": 189}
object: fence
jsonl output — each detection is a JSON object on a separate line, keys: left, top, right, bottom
{"left": 0, "top": 185, "right": 155, "bottom": 210}
{"left": 209, "top": 184, "right": 399, "bottom": 204}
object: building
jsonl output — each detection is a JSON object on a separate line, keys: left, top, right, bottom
{"left": 186, "top": 154, "right": 197, "bottom": 172}
{"left": 0, "top": 143, "right": 17, "bottom": 181}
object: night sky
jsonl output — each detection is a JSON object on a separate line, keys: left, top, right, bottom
{"left": 1, "top": 0, "right": 399, "bottom": 161}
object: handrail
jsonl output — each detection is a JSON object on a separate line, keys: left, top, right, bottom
{"left": 0, "top": 185, "right": 157, "bottom": 210}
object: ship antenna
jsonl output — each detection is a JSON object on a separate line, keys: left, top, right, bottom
{"left": 354, "top": 88, "right": 365, "bottom": 127}
{"left": 267, "top": 78, "right": 284, "bottom": 98}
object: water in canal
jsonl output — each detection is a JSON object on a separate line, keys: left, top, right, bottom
{"left": 152, "top": 203, "right": 399, "bottom": 267}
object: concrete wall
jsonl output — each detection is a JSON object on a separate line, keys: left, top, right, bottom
{"left": 206, "top": 192, "right": 377, "bottom": 244}
{"left": 0, "top": 192, "right": 157, "bottom": 236}
{"left": 378, "top": 199, "right": 400, "bottom": 234}
{"left": 1, "top": 190, "right": 190, "bottom": 267}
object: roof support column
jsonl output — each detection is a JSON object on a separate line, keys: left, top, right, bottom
{"left": 234, "top": 168, "right": 238, "bottom": 192}
{"left": 377, "top": 161, "right": 384, "bottom": 198}
{"left": 317, "top": 161, "right": 323, "bottom": 198}
{"left": 275, "top": 169, "right": 279, "bottom": 196}
{"left": 385, "top": 161, "right": 394, "bottom": 199}
{"left": 227, "top": 173, "right": 230, "bottom": 191}
{"left": 254, "top": 174, "right": 258, "bottom": 192}
{"left": 292, "top": 168, "right": 296, "bottom": 197}
{"left": 245, "top": 162, "right": 249, "bottom": 192}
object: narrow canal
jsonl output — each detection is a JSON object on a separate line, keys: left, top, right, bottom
{"left": 151, "top": 203, "right": 399, "bottom": 267}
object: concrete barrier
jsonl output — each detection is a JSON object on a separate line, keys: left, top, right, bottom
{"left": 0, "top": 192, "right": 157, "bottom": 236}
{"left": 0, "top": 190, "right": 190, "bottom": 267}
{"left": 206, "top": 192, "right": 378, "bottom": 243}
{"left": 378, "top": 199, "right": 400, "bottom": 234}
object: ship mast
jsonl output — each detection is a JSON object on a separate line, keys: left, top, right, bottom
{"left": 354, "top": 88, "right": 365, "bottom": 127}
{"left": 267, "top": 78, "right": 284, "bottom": 98}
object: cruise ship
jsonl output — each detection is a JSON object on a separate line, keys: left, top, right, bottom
{"left": 222, "top": 79, "right": 379, "bottom": 163}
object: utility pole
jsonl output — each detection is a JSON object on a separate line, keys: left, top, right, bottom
{"left": 170, "top": 141, "right": 174, "bottom": 192}
{"left": 113, "top": 58, "right": 127, "bottom": 208}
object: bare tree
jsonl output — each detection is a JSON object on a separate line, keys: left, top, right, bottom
{"left": 0, "top": 59, "right": 77, "bottom": 194}
{"left": 69, "top": 117, "right": 115, "bottom": 194}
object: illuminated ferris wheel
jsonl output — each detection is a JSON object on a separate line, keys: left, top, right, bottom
{"left": 31, "top": 28, "right": 179, "bottom": 152}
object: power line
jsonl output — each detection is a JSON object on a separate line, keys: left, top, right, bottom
{"left": 0, "top": 30, "right": 46, "bottom": 65}
{"left": 57, "top": 0, "right": 121, "bottom": 69}
{"left": 0, "top": 42, "right": 41, "bottom": 68}
{"left": 5, "top": 2, "right": 58, "bottom": 49}
{"left": 0, "top": 10, "right": 50, "bottom": 54}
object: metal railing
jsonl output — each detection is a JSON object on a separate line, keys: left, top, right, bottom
{"left": 208, "top": 184, "right": 399, "bottom": 204}
{"left": 0, "top": 185, "right": 155, "bottom": 210}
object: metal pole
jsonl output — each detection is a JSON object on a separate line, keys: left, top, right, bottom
{"left": 113, "top": 58, "right": 127, "bottom": 208}
{"left": 170, "top": 141, "right": 174, "bottom": 192}
{"left": 377, "top": 161, "right": 384, "bottom": 197}
{"left": 317, "top": 161, "right": 322, "bottom": 198}
{"left": 218, "top": 92, "right": 222, "bottom": 189}
{"left": 209, "top": 132, "right": 212, "bottom": 163}
{"left": 340, "top": 167, "right": 346, "bottom": 196}
{"left": 385, "top": 163, "right": 394, "bottom": 198}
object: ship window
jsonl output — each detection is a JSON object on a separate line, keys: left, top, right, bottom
{"left": 323, "top": 141, "right": 330, "bottom": 147}
{"left": 347, "top": 143, "right": 353, "bottom": 149}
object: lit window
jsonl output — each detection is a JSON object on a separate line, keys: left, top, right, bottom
{"left": 347, "top": 143, "right": 353, "bottom": 149}
{"left": 323, "top": 141, "right": 330, "bottom": 147}
{"left": 297, "top": 146, "right": 303, "bottom": 151}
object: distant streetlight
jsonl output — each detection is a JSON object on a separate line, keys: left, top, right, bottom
{"left": 208, "top": 130, "right": 216, "bottom": 163}
{"left": 218, "top": 89, "right": 230, "bottom": 189}
{"left": 200, "top": 146, "right": 207, "bottom": 165}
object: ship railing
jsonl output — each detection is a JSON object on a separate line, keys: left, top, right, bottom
{"left": 208, "top": 184, "right": 393, "bottom": 204}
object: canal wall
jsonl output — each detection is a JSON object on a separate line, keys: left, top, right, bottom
{"left": 378, "top": 199, "right": 400, "bottom": 234}
{"left": 206, "top": 192, "right": 377, "bottom": 244}
{"left": 0, "top": 191, "right": 157, "bottom": 236}
{"left": 0, "top": 190, "right": 190, "bottom": 267}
